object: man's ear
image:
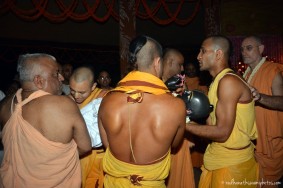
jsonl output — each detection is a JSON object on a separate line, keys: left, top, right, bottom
{"left": 259, "top": 44, "right": 264, "bottom": 54}
{"left": 33, "top": 75, "right": 44, "bottom": 89}
{"left": 91, "top": 82, "right": 97, "bottom": 91}
{"left": 215, "top": 49, "right": 223, "bottom": 61}
{"left": 154, "top": 57, "right": 162, "bottom": 77}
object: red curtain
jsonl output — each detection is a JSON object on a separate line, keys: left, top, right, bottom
{"left": 0, "top": 0, "right": 201, "bottom": 25}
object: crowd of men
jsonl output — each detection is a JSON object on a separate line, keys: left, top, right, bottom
{"left": 0, "top": 34, "right": 282, "bottom": 188}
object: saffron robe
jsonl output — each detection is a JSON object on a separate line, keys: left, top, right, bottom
{"left": 166, "top": 138, "right": 195, "bottom": 188}
{"left": 103, "top": 148, "right": 171, "bottom": 188}
{"left": 246, "top": 61, "right": 283, "bottom": 183}
{"left": 0, "top": 89, "right": 81, "bottom": 188}
{"left": 200, "top": 68, "right": 258, "bottom": 187}
{"left": 112, "top": 71, "right": 170, "bottom": 95}
{"left": 80, "top": 87, "right": 105, "bottom": 188}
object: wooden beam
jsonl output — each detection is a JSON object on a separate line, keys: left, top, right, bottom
{"left": 119, "top": 0, "right": 136, "bottom": 78}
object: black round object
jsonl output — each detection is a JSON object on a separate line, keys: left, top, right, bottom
{"left": 165, "top": 74, "right": 185, "bottom": 91}
{"left": 179, "top": 90, "right": 213, "bottom": 120}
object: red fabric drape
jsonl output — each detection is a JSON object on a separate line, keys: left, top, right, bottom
{"left": 0, "top": 0, "right": 201, "bottom": 26}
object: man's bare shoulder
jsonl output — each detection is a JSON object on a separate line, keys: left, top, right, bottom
{"left": 100, "top": 91, "right": 124, "bottom": 104}
{"left": 37, "top": 95, "right": 78, "bottom": 113}
{"left": 219, "top": 74, "right": 251, "bottom": 101}
{"left": 160, "top": 93, "right": 186, "bottom": 113}
{"left": 220, "top": 74, "right": 247, "bottom": 89}
{"left": 102, "top": 91, "right": 183, "bottom": 104}
{"left": 42, "top": 94, "right": 74, "bottom": 103}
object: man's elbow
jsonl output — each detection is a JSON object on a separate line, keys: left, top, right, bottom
{"left": 78, "top": 144, "right": 92, "bottom": 156}
{"left": 215, "top": 133, "right": 230, "bottom": 143}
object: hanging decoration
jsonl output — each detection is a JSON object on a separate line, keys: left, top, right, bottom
{"left": 0, "top": 0, "right": 201, "bottom": 25}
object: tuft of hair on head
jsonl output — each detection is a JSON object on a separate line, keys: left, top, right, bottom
{"left": 128, "top": 35, "right": 163, "bottom": 71}
{"left": 128, "top": 35, "right": 147, "bottom": 70}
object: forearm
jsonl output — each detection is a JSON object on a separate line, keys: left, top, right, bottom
{"left": 186, "top": 122, "right": 229, "bottom": 142}
{"left": 257, "top": 94, "right": 283, "bottom": 111}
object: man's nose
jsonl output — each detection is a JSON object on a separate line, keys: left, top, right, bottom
{"left": 59, "top": 73, "right": 64, "bottom": 81}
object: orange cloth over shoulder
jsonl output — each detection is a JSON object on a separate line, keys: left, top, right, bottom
{"left": 79, "top": 87, "right": 104, "bottom": 109}
{"left": 113, "top": 71, "right": 170, "bottom": 95}
{"left": 0, "top": 89, "right": 81, "bottom": 188}
{"left": 249, "top": 61, "right": 283, "bottom": 183}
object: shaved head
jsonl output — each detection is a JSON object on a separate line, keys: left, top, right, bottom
{"left": 70, "top": 67, "right": 95, "bottom": 85}
{"left": 69, "top": 66, "right": 97, "bottom": 104}
{"left": 206, "top": 35, "right": 232, "bottom": 61}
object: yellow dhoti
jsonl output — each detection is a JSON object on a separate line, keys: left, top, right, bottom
{"left": 80, "top": 149, "right": 105, "bottom": 188}
{"left": 103, "top": 148, "right": 171, "bottom": 188}
{"left": 79, "top": 87, "right": 105, "bottom": 188}
{"left": 199, "top": 157, "right": 259, "bottom": 188}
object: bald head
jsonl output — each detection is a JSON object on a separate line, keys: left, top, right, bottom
{"left": 206, "top": 35, "right": 232, "bottom": 61}
{"left": 163, "top": 48, "right": 184, "bottom": 66}
{"left": 162, "top": 48, "right": 184, "bottom": 81}
{"left": 70, "top": 67, "right": 95, "bottom": 85}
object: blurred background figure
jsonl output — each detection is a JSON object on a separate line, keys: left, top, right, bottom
{"left": 0, "top": 90, "right": 5, "bottom": 101}
{"left": 184, "top": 62, "right": 208, "bottom": 94}
{"left": 97, "top": 70, "right": 113, "bottom": 90}
{"left": 61, "top": 63, "right": 73, "bottom": 95}
{"left": 5, "top": 74, "right": 20, "bottom": 97}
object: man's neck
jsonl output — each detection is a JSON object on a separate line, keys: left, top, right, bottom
{"left": 21, "top": 88, "right": 38, "bottom": 100}
{"left": 161, "top": 76, "right": 168, "bottom": 82}
{"left": 249, "top": 57, "right": 264, "bottom": 71}
{"left": 210, "top": 65, "right": 230, "bottom": 79}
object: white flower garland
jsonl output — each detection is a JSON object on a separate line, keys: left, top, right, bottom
{"left": 243, "top": 57, "right": 266, "bottom": 83}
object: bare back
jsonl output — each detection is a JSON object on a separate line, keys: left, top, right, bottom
{"left": 98, "top": 91, "right": 186, "bottom": 165}
{"left": 0, "top": 92, "right": 91, "bottom": 155}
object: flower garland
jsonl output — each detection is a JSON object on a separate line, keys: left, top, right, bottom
{"left": 243, "top": 57, "right": 266, "bottom": 83}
